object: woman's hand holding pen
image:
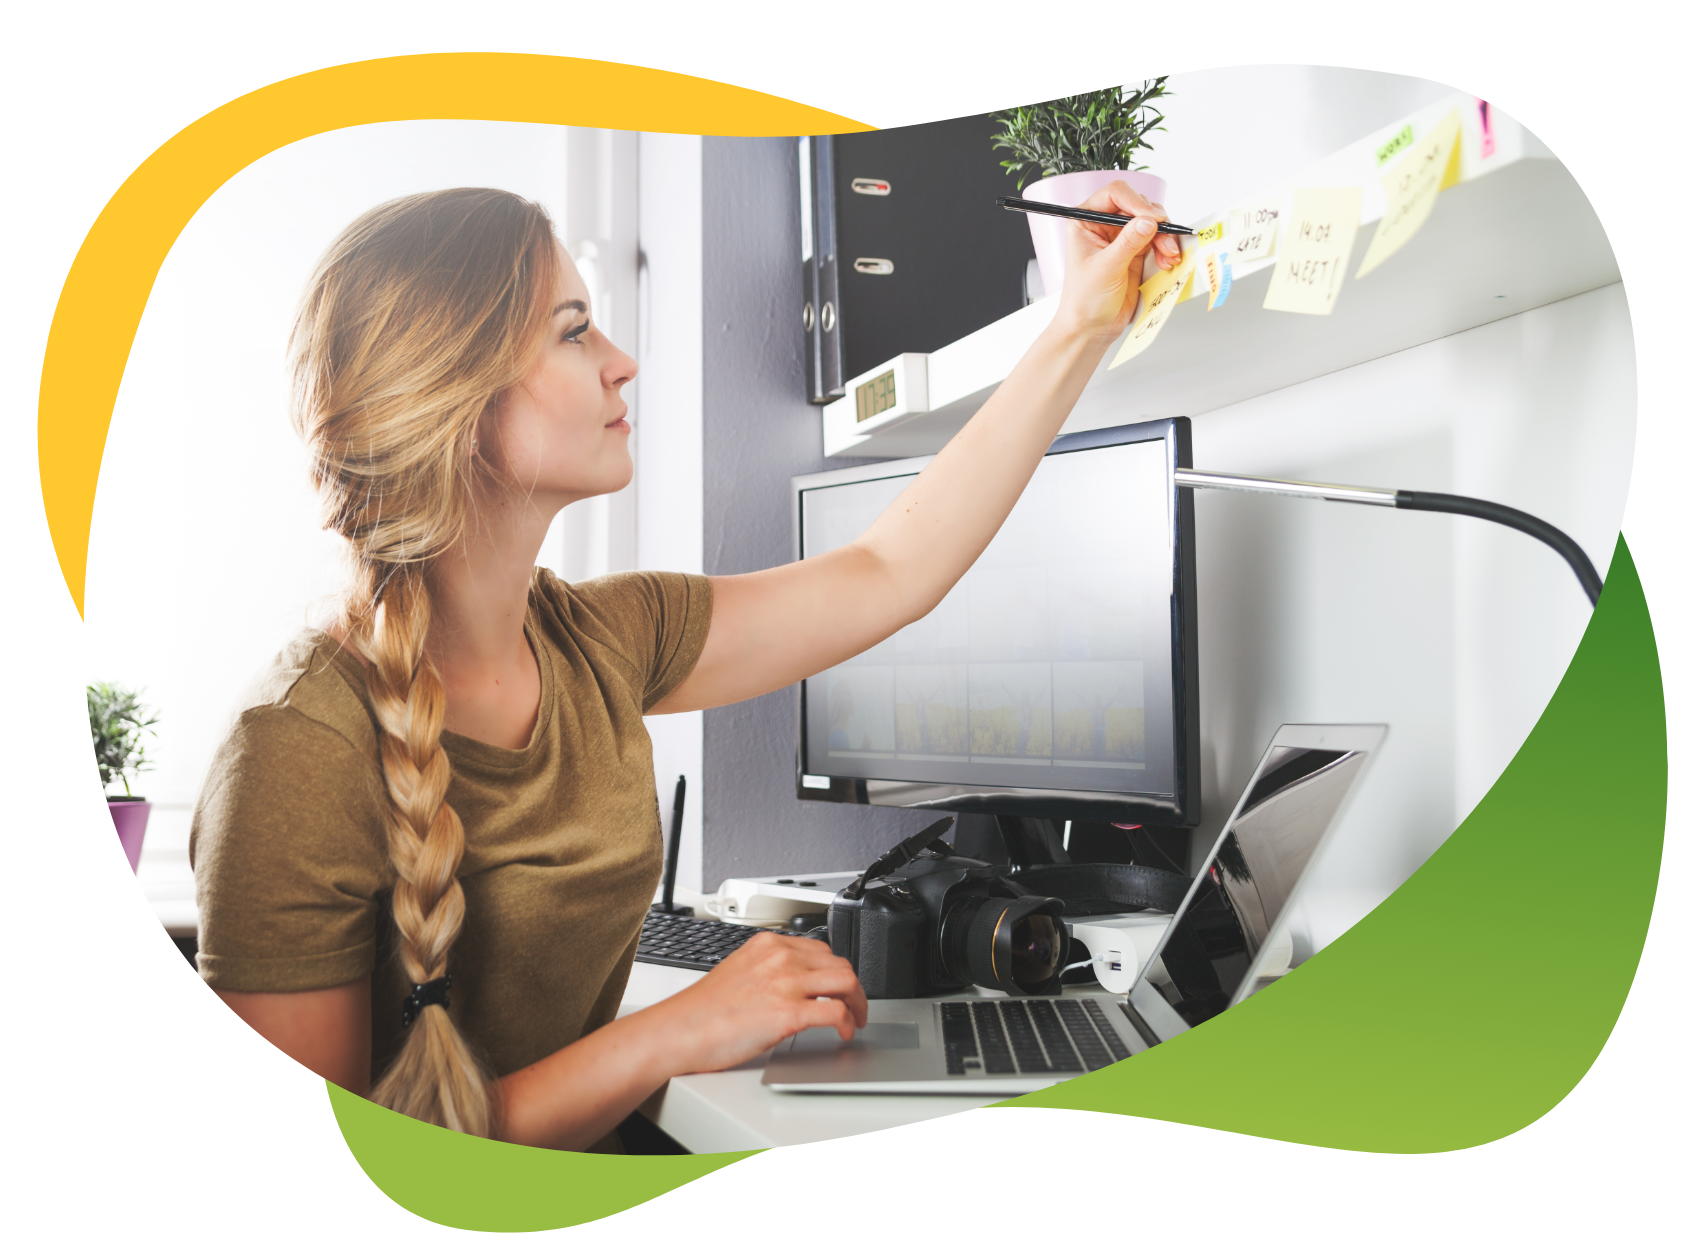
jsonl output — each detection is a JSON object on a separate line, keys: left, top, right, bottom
{"left": 1051, "top": 180, "right": 1183, "bottom": 346}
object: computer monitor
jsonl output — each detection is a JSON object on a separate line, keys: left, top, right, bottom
{"left": 793, "top": 417, "right": 1199, "bottom": 826}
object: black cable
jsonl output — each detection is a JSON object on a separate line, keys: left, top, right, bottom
{"left": 839, "top": 817, "right": 955, "bottom": 900}
{"left": 1135, "top": 825, "right": 1182, "bottom": 873}
{"left": 1394, "top": 490, "right": 1603, "bottom": 606}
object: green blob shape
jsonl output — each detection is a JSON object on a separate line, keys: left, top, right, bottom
{"left": 326, "top": 1084, "right": 760, "bottom": 1231}
{"left": 1000, "top": 535, "right": 1666, "bottom": 1152}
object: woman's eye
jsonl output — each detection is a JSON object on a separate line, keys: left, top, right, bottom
{"left": 562, "top": 319, "right": 590, "bottom": 344}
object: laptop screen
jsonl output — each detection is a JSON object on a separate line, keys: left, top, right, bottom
{"left": 1139, "top": 744, "right": 1372, "bottom": 1026}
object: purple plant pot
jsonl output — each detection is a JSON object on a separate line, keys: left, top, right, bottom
{"left": 1022, "top": 169, "right": 1169, "bottom": 298}
{"left": 108, "top": 798, "right": 151, "bottom": 873}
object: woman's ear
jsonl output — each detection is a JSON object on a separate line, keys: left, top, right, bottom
{"left": 473, "top": 396, "right": 502, "bottom": 463}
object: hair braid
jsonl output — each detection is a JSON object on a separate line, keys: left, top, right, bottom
{"left": 287, "top": 188, "right": 559, "bottom": 1136}
{"left": 351, "top": 566, "right": 493, "bottom": 1135}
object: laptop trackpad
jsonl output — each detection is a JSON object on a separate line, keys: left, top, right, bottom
{"left": 787, "top": 1022, "right": 919, "bottom": 1055}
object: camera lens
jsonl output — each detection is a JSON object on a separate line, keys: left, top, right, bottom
{"left": 1011, "top": 912, "right": 1061, "bottom": 985}
{"left": 946, "top": 894, "right": 1070, "bottom": 996}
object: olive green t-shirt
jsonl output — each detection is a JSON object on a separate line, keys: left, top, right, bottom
{"left": 190, "top": 568, "right": 712, "bottom": 1080}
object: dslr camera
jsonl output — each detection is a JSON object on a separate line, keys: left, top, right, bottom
{"left": 826, "top": 818, "right": 1071, "bottom": 999}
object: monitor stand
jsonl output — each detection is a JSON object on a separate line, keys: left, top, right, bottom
{"left": 951, "top": 812, "right": 1190, "bottom": 876}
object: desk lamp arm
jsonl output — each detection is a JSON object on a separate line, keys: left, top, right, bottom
{"left": 1173, "top": 468, "right": 1604, "bottom": 607}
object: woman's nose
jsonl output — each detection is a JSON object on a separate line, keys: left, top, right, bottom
{"left": 602, "top": 336, "right": 638, "bottom": 388}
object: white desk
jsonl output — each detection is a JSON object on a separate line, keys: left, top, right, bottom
{"left": 618, "top": 961, "right": 998, "bottom": 1154}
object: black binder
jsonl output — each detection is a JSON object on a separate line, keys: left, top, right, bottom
{"left": 799, "top": 135, "right": 844, "bottom": 403}
{"left": 800, "top": 113, "right": 1037, "bottom": 404}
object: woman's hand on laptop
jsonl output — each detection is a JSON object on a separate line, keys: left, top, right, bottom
{"left": 495, "top": 932, "right": 865, "bottom": 1149}
{"left": 654, "top": 932, "right": 869, "bottom": 1075}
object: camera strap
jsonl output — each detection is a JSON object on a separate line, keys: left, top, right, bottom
{"left": 839, "top": 816, "right": 956, "bottom": 900}
{"left": 1010, "top": 862, "right": 1192, "bottom": 917}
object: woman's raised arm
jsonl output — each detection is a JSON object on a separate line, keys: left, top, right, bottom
{"left": 650, "top": 180, "right": 1181, "bottom": 716}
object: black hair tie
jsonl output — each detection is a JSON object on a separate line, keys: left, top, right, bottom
{"left": 401, "top": 974, "right": 452, "bottom": 1028}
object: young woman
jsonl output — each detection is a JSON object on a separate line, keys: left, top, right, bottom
{"left": 192, "top": 180, "right": 1179, "bottom": 1151}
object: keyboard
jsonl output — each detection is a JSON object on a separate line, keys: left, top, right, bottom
{"left": 938, "top": 998, "right": 1130, "bottom": 1076}
{"left": 635, "top": 907, "right": 799, "bottom": 971}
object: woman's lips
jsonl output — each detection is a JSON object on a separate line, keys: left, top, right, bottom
{"left": 606, "top": 415, "right": 630, "bottom": 432}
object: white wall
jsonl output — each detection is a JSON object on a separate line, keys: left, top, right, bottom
{"left": 1187, "top": 282, "right": 1634, "bottom": 950}
{"left": 556, "top": 127, "right": 640, "bottom": 583}
{"left": 635, "top": 132, "right": 707, "bottom": 898}
{"left": 84, "top": 121, "right": 579, "bottom": 920}
{"left": 1110, "top": 65, "right": 1457, "bottom": 225}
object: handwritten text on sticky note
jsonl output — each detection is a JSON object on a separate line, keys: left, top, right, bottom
{"left": 1261, "top": 188, "right": 1363, "bottom": 316}
{"left": 1376, "top": 124, "right": 1415, "bottom": 167}
{"left": 1356, "top": 110, "right": 1462, "bottom": 279}
{"left": 1203, "top": 250, "right": 1232, "bottom": 310}
{"left": 1226, "top": 200, "right": 1280, "bottom": 264}
{"left": 1110, "top": 254, "right": 1196, "bottom": 369}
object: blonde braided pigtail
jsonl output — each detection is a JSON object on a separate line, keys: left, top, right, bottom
{"left": 349, "top": 566, "right": 495, "bottom": 1135}
{"left": 287, "top": 188, "right": 559, "bottom": 1135}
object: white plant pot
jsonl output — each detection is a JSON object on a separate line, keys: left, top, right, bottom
{"left": 1023, "top": 169, "right": 1169, "bottom": 297}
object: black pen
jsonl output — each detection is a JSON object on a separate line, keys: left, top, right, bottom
{"left": 997, "top": 194, "right": 1197, "bottom": 237}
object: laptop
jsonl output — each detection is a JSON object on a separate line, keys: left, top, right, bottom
{"left": 761, "top": 723, "right": 1386, "bottom": 1094}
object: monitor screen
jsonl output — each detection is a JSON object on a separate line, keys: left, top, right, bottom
{"left": 794, "top": 418, "right": 1198, "bottom": 825}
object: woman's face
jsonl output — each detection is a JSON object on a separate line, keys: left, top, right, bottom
{"left": 489, "top": 245, "right": 637, "bottom": 513}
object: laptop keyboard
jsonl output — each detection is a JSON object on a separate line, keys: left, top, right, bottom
{"left": 635, "top": 908, "right": 798, "bottom": 971}
{"left": 939, "top": 998, "right": 1130, "bottom": 1076}
{"left": 640, "top": 914, "right": 1132, "bottom": 1075}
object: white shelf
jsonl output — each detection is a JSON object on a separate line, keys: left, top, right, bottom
{"left": 824, "top": 94, "right": 1620, "bottom": 459}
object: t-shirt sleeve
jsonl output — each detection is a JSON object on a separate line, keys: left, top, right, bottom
{"left": 190, "top": 706, "right": 391, "bottom": 992}
{"left": 540, "top": 569, "right": 713, "bottom": 712}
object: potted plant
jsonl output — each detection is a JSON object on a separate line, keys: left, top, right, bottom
{"left": 88, "top": 682, "right": 159, "bottom": 872}
{"left": 991, "top": 78, "right": 1171, "bottom": 297}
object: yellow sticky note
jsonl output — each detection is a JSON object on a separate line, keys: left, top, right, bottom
{"left": 1176, "top": 247, "right": 1201, "bottom": 304}
{"left": 1110, "top": 253, "right": 1196, "bottom": 368}
{"left": 1356, "top": 110, "right": 1462, "bottom": 279}
{"left": 1226, "top": 199, "right": 1280, "bottom": 264}
{"left": 1261, "top": 187, "right": 1363, "bottom": 316}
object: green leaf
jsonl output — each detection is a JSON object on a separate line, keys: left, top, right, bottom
{"left": 990, "top": 79, "right": 1170, "bottom": 189}
{"left": 87, "top": 681, "right": 159, "bottom": 791}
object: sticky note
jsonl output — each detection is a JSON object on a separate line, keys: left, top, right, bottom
{"left": 1176, "top": 244, "right": 1201, "bottom": 304}
{"left": 1226, "top": 200, "right": 1280, "bottom": 265}
{"left": 1261, "top": 187, "right": 1363, "bottom": 316}
{"left": 1195, "top": 222, "right": 1224, "bottom": 247}
{"left": 1478, "top": 99, "right": 1496, "bottom": 159}
{"left": 1356, "top": 110, "right": 1462, "bottom": 279}
{"left": 1109, "top": 252, "right": 1197, "bottom": 369}
{"left": 1203, "top": 250, "right": 1231, "bottom": 310}
{"left": 1375, "top": 123, "right": 1414, "bottom": 167}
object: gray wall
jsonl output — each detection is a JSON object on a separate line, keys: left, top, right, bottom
{"left": 699, "top": 136, "right": 943, "bottom": 886}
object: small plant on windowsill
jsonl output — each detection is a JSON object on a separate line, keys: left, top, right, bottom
{"left": 88, "top": 682, "right": 159, "bottom": 872}
{"left": 990, "top": 79, "right": 1172, "bottom": 298}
